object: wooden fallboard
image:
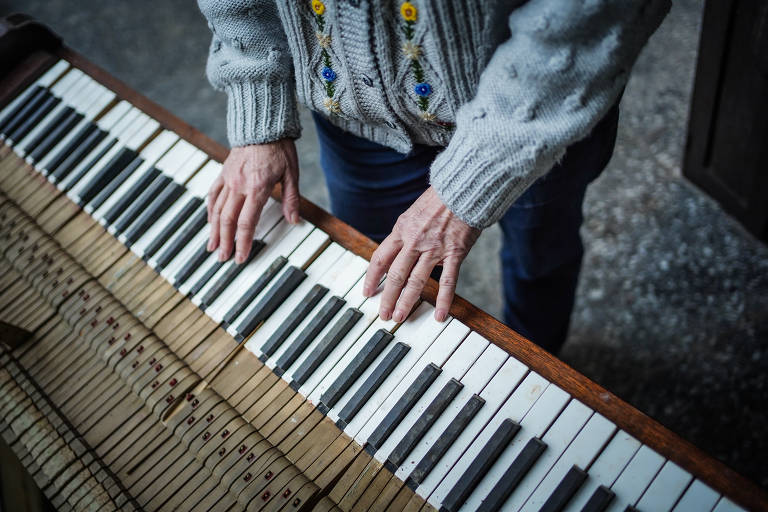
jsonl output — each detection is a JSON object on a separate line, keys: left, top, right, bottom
{"left": 1, "top": 41, "right": 766, "bottom": 511}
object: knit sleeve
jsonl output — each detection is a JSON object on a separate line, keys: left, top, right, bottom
{"left": 428, "top": 0, "right": 670, "bottom": 229}
{"left": 198, "top": 0, "right": 301, "bottom": 147}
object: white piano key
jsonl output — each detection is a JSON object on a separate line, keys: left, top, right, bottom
{"left": 498, "top": 400, "right": 592, "bottom": 511}
{"left": 636, "top": 460, "right": 692, "bottom": 512}
{"left": 205, "top": 219, "right": 313, "bottom": 323}
{"left": 189, "top": 199, "right": 284, "bottom": 304}
{"left": 336, "top": 299, "right": 448, "bottom": 438}
{"left": 122, "top": 115, "right": 160, "bottom": 150}
{"left": 418, "top": 354, "right": 529, "bottom": 501}
{"left": 89, "top": 130, "right": 180, "bottom": 217}
{"left": 352, "top": 318, "right": 471, "bottom": 446}
{"left": 519, "top": 412, "right": 615, "bottom": 512}
{"left": 94, "top": 100, "right": 133, "bottom": 131}
{"left": 153, "top": 138, "right": 199, "bottom": 176}
{"left": 671, "top": 480, "right": 720, "bottom": 512}
{"left": 242, "top": 241, "right": 346, "bottom": 356}
{"left": 170, "top": 150, "right": 207, "bottom": 184}
{"left": 395, "top": 340, "right": 509, "bottom": 483}
{"left": 374, "top": 331, "right": 489, "bottom": 464}
{"left": 712, "top": 497, "right": 747, "bottom": 512}
{"left": 460, "top": 384, "right": 570, "bottom": 512}
{"left": 0, "top": 60, "right": 69, "bottom": 122}
{"left": 605, "top": 445, "right": 665, "bottom": 512}
{"left": 186, "top": 160, "right": 221, "bottom": 198}
{"left": 260, "top": 250, "right": 368, "bottom": 371}
{"left": 563, "top": 430, "right": 641, "bottom": 512}
{"left": 430, "top": 371, "right": 549, "bottom": 509}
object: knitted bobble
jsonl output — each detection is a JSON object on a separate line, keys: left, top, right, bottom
{"left": 548, "top": 48, "right": 574, "bottom": 72}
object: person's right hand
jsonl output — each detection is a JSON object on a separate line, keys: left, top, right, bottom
{"left": 207, "top": 138, "right": 300, "bottom": 264}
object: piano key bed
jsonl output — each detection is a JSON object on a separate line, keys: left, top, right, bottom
{"left": 0, "top": 35, "right": 766, "bottom": 512}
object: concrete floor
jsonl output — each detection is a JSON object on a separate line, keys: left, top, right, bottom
{"left": 3, "top": 0, "right": 767, "bottom": 492}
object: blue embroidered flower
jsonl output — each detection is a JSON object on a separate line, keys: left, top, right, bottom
{"left": 322, "top": 66, "right": 337, "bottom": 82}
{"left": 414, "top": 82, "right": 432, "bottom": 97}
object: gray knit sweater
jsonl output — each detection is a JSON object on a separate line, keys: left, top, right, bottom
{"left": 198, "top": 0, "right": 669, "bottom": 228}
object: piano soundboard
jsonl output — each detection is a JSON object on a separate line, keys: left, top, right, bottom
{"left": 0, "top": 18, "right": 765, "bottom": 512}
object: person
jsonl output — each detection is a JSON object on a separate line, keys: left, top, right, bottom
{"left": 198, "top": 0, "right": 669, "bottom": 354}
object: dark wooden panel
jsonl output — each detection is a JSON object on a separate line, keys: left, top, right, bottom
{"left": 684, "top": 0, "right": 768, "bottom": 242}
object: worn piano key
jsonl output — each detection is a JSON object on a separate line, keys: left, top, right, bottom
{"left": 260, "top": 283, "right": 328, "bottom": 359}
{"left": 3, "top": 87, "right": 59, "bottom": 142}
{"left": 580, "top": 486, "right": 615, "bottom": 512}
{"left": 479, "top": 437, "right": 547, "bottom": 512}
{"left": 671, "top": 479, "right": 720, "bottom": 512}
{"left": 538, "top": 465, "right": 589, "bottom": 512}
{"left": 604, "top": 445, "right": 665, "bottom": 512}
{"left": 0, "top": 60, "right": 69, "bottom": 131}
{"left": 222, "top": 256, "right": 287, "bottom": 327}
{"left": 153, "top": 210, "right": 207, "bottom": 270}
{"left": 635, "top": 460, "right": 692, "bottom": 512}
{"left": 140, "top": 197, "right": 203, "bottom": 260}
{"left": 110, "top": 173, "right": 171, "bottom": 234}
{"left": 439, "top": 418, "right": 521, "bottom": 512}
{"left": 198, "top": 237, "right": 266, "bottom": 308}
{"left": 77, "top": 147, "right": 140, "bottom": 205}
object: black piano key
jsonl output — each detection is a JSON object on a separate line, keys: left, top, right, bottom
{"left": 408, "top": 394, "right": 486, "bottom": 488}
{"left": 199, "top": 239, "right": 267, "bottom": 309}
{"left": 143, "top": 197, "right": 203, "bottom": 260}
{"left": 102, "top": 166, "right": 161, "bottom": 226}
{"left": 1, "top": 87, "right": 49, "bottom": 136}
{"left": 86, "top": 156, "right": 145, "bottom": 211}
{"left": 187, "top": 260, "right": 226, "bottom": 297}
{"left": 320, "top": 328, "right": 395, "bottom": 411}
{"left": 336, "top": 341, "right": 410, "bottom": 429}
{"left": 580, "top": 485, "right": 614, "bottom": 512}
{"left": 440, "top": 418, "right": 522, "bottom": 512}
{"left": 47, "top": 126, "right": 106, "bottom": 180}
{"left": 274, "top": 295, "right": 346, "bottom": 374}
{"left": 477, "top": 437, "right": 548, "bottom": 512}
{"left": 234, "top": 266, "right": 307, "bottom": 342}
{"left": 385, "top": 377, "right": 463, "bottom": 472}
{"left": 289, "top": 306, "right": 363, "bottom": 388}
{"left": 19, "top": 106, "right": 73, "bottom": 155}
{"left": 76, "top": 147, "right": 139, "bottom": 206}
{"left": 173, "top": 242, "right": 211, "bottom": 285}
{"left": 60, "top": 138, "right": 117, "bottom": 191}
{"left": 110, "top": 174, "right": 172, "bottom": 233}
{"left": 28, "top": 111, "right": 84, "bottom": 163}
{"left": 0, "top": 85, "right": 44, "bottom": 132}
{"left": 623, "top": 507, "right": 639, "bottom": 512}
{"left": 259, "top": 284, "right": 329, "bottom": 360}
{"left": 123, "top": 182, "right": 187, "bottom": 246}
{"left": 539, "top": 465, "right": 588, "bottom": 512}
{"left": 221, "top": 256, "right": 288, "bottom": 328}
{"left": 7, "top": 94, "right": 60, "bottom": 143}
{"left": 46, "top": 123, "right": 107, "bottom": 175}
{"left": 366, "top": 363, "right": 442, "bottom": 452}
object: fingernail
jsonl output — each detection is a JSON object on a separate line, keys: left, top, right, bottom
{"left": 218, "top": 250, "right": 226, "bottom": 262}
{"left": 363, "top": 286, "right": 372, "bottom": 297}
{"left": 207, "top": 241, "right": 213, "bottom": 252}
{"left": 380, "top": 310, "right": 391, "bottom": 321}
{"left": 393, "top": 310, "right": 404, "bottom": 323}
{"left": 235, "top": 252, "right": 244, "bottom": 264}
{"left": 291, "top": 213, "right": 299, "bottom": 224}
{"left": 435, "top": 309, "right": 447, "bottom": 322}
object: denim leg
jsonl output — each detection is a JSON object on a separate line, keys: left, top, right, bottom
{"left": 499, "top": 104, "right": 620, "bottom": 354}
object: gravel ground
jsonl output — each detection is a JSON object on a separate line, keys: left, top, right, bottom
{"left": 3, "top": 0, "right": 767, "bottom": 491}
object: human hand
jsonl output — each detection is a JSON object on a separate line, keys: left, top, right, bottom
{"left": 363, "top": 186, "right": 481, "bottom": 323}
{"left": 207, "top": 139, "right": 299, "bottom": 263}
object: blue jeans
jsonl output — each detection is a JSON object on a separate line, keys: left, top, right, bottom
{"left": 312, "top": 106, "right": 619, "bottom": 354}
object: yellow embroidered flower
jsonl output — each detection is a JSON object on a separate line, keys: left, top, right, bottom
{"left": 419, "top": 111, "right": 436, "bottom": 122}
{"left": 316, "top": 31, "right": 331, "bottom": 48}
{"left": 323, "top": 97, "right": 341, "bottom": 114}
{"left": 400, "top": 2, "right": 417, "bottom": 21}
{"left": 312, "top": 0, "right": 325, "bottom": 15}
{"left": 401, "top": 41, "right": 422, "bottom": 60}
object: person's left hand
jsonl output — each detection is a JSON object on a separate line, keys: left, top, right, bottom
{"left": 363, "top": 186, "right": 481, "bottom": 323}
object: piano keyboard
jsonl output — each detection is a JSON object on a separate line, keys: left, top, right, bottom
{"left": 0, "top": 50, "right": 764, "bottom": 512}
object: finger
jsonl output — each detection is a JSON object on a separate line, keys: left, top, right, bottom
{"left": 379, "top": 246, "right": 420, "bottom": 321}
{"left": 435, "top": 257, "right": 461, "bottom": 322}
{"left": 364, "top": 235, "right": 402, "bottom": 297}
{"left": 208, "top": 185, "right": 229, "bottom": 252}
{"left": 393, "top": 254, "right": 436, "bottom": 323}
{"left": 234, "top": 190, "right": 270, "bottom": 263}
{"left": 218, "top": 192, "right": 246, "bottom": 261}
{"left": 207, "top": 176, "right": 224, "bottom": 222}
{"left": 281, "top": 171, "right": 300, "bottom": 224}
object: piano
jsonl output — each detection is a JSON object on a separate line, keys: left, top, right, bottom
{"left": 0, "top": 15, "right": 766, "bottom": 512}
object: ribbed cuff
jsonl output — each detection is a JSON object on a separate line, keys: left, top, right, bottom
{"left": 225, "top": 81, "right": 301, "bottom": 147}
{"left": 429, "top": 130, "right": 535, "bottom": 229}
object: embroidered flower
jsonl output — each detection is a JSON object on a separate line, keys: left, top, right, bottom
{"left": 315, "top": 31, "right": 331, "bottom": 48}
{"left": 323, "top": 97, "right": 341, "bottom": 114}
{"left": 312, "top": 0, "right": 325, "bottom": 15}
{"left": 400, "top": 2, "right": 417, "bottom": 21}
{"left": 401, "top": 41, "right": 422, "bottom": 60}
{"left": 419, "top": 111, "right": 436, "bottom": 122}
{"left": 322, "top": 67, "right": 337, "bottom": 82}
{"left": 414, "top": 82, "right": 432, "bottom": 97}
